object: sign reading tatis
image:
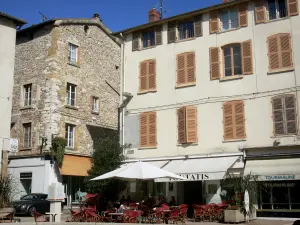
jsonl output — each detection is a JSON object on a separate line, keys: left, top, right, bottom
{"left": 170, "top": 173, "right": 210, "bottom": 181}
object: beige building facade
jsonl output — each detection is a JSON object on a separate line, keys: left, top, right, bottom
{"left": 118, "top": 0, "right": 300, "bottom": 217}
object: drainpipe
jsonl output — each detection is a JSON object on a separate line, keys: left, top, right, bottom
{"left": 119, "top": 33, "right": 125, "bottom": 155}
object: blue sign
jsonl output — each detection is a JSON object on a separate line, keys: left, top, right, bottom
{"left": 264, "top": 175, "right": 295, "bottom": 180}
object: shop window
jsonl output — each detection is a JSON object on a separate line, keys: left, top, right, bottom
{"left": 19, "top": 172, "right": 32, "bottom": 198}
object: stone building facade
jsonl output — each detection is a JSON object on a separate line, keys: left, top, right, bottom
{"left": 8, "top": 16, "right": 121, "bottom": 203}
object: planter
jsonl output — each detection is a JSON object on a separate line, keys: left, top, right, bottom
{"left": 0, "top": 207, "right": 15, "bottom": 222}
{"left": 224, "top": 209, "right": 245, "bottom": 223}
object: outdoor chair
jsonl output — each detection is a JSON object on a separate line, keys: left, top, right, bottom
{"left": 66, "top": 209, "right": 85, "bottom": 222}
{"left": 179, "top": 206, "right": 188, "bottom": 223}
{"left": 167, "top": 209, "right": 181, "bottom": 224}
{"left": 123, "top": 210, "right": 140, "bottom": 223}
{"left": 32, "top": 210, "right": 49, "bottom": 223}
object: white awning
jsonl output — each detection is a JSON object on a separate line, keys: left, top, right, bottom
{"left": 156, "top": 156, "right": 241, "bottom": 182}
{"left": 122, "top": 160, "right": 169, "bottom": 168}
{"left": 244, "top": 158, "right": 300, "bottom": 181}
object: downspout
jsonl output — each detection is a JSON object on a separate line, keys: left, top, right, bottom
{"left": 119, "top": 33, "right": 125, "bottom": 156}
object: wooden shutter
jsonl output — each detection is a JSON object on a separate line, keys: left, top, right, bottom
{"left": 279, "top": 33, "right": 293, "bottom": 69}
{"left": 177, "top": 53, "right": 186, "bottom": 85}
{"left": 155, "top": 26, "right": 163, "bottom": 45}
{"left": 177, "top": 107, "right": 186, "bottom": 144}
{"left": 186, "top": 52, "right": 196, "bottom": 83}
{"left": 168, "top": 22, "right": 177, "bottom": 43}
{"left": 194, "top": 15, "right": 203, "bottom": 37}
{"left": 255, "top": 0, "right": 266, "bottom": 24}
{"left": 140, "top": 113, "right": 148, "bottom": 147}
{"left": 210, "top": 47, "right": 220, "bottom": 80}
{"left": 223, "top": 102, "right": 234, "bottom": 140}
{"left": 210, "top": 11, "right": 219, "bottom": 34}
{"left": 267, "top": 35, "right": 280, "bottom": 71}
{"left": 272, "top": 97, "right": 285, "bottom": 135}
{"left": 148, "top": 112, "right": 157, "bottom": 147}
{"left": 132, "top": 32, "right": 140, "bottom": 51}
{"left": 242, "top": 40, "right": 253, "bottom": 75}
{"left": 234, "top": 101, "right": 246, "bottom": 139}
{"left": 238, "top": 3, "right": 248, "bottom": 27}
{"left": 140, "top": 61, "right": 148, "bottom": 91}
{"left": 148, "top": 60, "right": 156, "bottom": 90}
{"left": 288, "top": 0, "right": 299, "bottom": 16}
{"left": 285, "top": 95, "right": 297, "bottom": 134}
{"left": 186, "top": 106, "right": 198, "bottom": 143}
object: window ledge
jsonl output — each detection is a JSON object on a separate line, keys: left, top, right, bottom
{"left": 270, "top": 134, "right": 297, "bottom": 138}
{"left": 20, "top": 148, "right": 32, "bottom": 151}
{"left": 65, "top": 147, "right": 75, "bottom": 151}
{"left": 138, "top": 89, "right": 157, "bottom": 95}
{"left": 258, "top": 16, "right": 290, "bottom": 25}
{"left": 140, "top": 45, "right": 157, "bottom": 51}
{"left": 91, "top": 111, "right": 99, "bottom": 115}
{"left": 175, "top": 37, "right": 196, "bottom": 43}
{"left": 218, "top": 27, "right": 240, "bottom": 34}
{"left": 68, "top": 61, "right": 80, "bottom": 68}
{"left": 267, "top": 68, "right": 294, "bottom": 75}
{"left": 175, "top": 83, "right": 196, "bottom": 89}
{"left": 220, "top": 75, "right": 243, "bottom": 82}
{"left": 20, "top": 106, "right": 33, "bottom": 110}
{"left": 223, "top": 139, "right": 246, "bottom": 143}
{"left": 177, "top": 143, "right": 198, "bottom": 147}
{"left": 138, "top": 146, "right": 157, "bottom": 150}
{"left": 65, "top": 105, "right": 79, "bottom": 110}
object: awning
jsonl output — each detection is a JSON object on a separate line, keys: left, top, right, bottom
{"left": 244, "top": 158, "right": 300, "bottom": 181}
{"left": 156, "top": 156, "right": 240, "bottom": 182}
{"left": 59, "top": 155, "right": 92, "bottom": 177}
{"left": 122, "top": 160, "right": 169, "bottom": 168}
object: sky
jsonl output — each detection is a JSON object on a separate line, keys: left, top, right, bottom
{"left": 1, "top": 0, "right": 221, "bottom": 32}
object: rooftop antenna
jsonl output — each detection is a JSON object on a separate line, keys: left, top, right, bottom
{"left": 160, "top": 0, "right": 163, "bottom": 19}
{"left": 39, "top": 11, "right": 48, "bottom": 22}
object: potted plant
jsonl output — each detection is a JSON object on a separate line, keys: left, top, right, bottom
{"left": 0, "top": 175, "right": 16, "bottom": 222}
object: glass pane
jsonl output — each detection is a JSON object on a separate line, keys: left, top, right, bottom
{"left": 268, "top": 0, "right": 277, "bottom": 20}
{"left": 221, "top": 10, "right": 230, "bottom": 30}
{"left": 179, "top": 23, "right": 186, "bottom": 40}
{"left": 273, "top": 185, "right": 289, "bottom": 209}
{"left": 278, "top": 0, "right": 287, "bottom": 18}
{"left": 149, "top": 31, "right": 155, "bottom": 46}
{"left": 142, "top": 32, "right": 148, "bottom": 48}
{"left": 233, "top": 46, "right": 242, "bottom": 75}
{"left": 230, "top": 9, "right": 238, "bottom": 29}
{"left": 224, "top": 47, "right": 232, "bottom": 77}
{"left": 260, "top": 184, "right": 272, "bottom": 209}
{"left": 187, "top": 21, "right": 194, "bottom": 38}
{"left": 290, "top": 181, "right": 300, "bottom": 209}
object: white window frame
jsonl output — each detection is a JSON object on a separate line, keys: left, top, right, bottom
{"left": 23, "top": 84, "right": 32, "bottom": 106}
{"left": 92, "top": 96, "right": 99, "bottom": 112}
{"left": 66, "top": 83, "right": 76, "bottom": 106}
{"left": 266, "top": 0, "right": 288, "bottom": 21}
{"left": 68, "top": 43, "right": 78, "bottom": 63}
{"left": 220, "top": 8, "right": 238, "bottom": 31}
{"left": 23, "top": 123, "right": 32, "bottom": 148}
{"left": 65, "top": 123, "right": 75, "bottom": 149}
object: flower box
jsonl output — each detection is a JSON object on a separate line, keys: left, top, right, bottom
{"left": 224, "top": 209, "right": 245, "bottom": 223}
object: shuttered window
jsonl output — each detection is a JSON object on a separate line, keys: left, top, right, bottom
{"left": 223, "top": 101, "right": 246, "bottom": 140}
{"left": 140, "top": 59, "right": 156, "bottom": 92}
{"left": 272, "top": 95, "right": 297, "bottom": 135}
{"left": 140, "top": 112, "right": 157, "bottom": 148}
{"left": 176, "top": 52, "right": 196, "bottom": 86}
{"left": 177, "top": 106, "right": 198, "bottom": 144}
{"left": 133, "top": 26, "right": 163, "bottom": 51}
{"left": 267, "top": 33, "right": 293, "bottom": 71}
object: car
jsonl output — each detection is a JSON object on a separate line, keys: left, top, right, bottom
{"left": 13, "top": 193, "right": 64, "bottom": 216}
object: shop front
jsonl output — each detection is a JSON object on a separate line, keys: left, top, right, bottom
{"left": 244, "top": 157, "right": 300, "bottom": 218}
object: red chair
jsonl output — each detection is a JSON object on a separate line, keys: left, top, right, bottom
{"left": 129, "top": 203, "right": 139, "bottom": 210}
{"left": 179, "top": 206, "right": 188, "bottom": 223}
{"left": 32, "top": 210, "right": 49, "bottom": 222}
{"left": 66, "top": 209, "right": 85, "bottom": 222}
{"left": 167, "top": 209, "right": 180, "bottom": 224}
{"left": 123, "top": 210, "right": 140, "bottom": 223}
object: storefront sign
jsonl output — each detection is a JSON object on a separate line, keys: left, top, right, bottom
{"left": 264, "top": 182, "right": 296, "bottom": 188}
{"left": 155, "top": 172, "right": 226, "bottom": 182}
{"left": 20, "top": 173, "right": 32, "bottom": 179}
{"left": 264, "top": 175, "right": 295, "bottom": 181}
{"left": 170, "top": 173, "right": 210, "bottom": 181}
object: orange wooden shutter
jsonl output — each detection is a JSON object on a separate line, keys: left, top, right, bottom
{"left": 279, "top": 33, "right": 293, "bottom": 69}
{"left": 267, "top": 35, "right": 280, "bottom": 71}
{"left": 238, "top": 3, "right": 248, "bottom": 27}
{"left": 140, "top": 61, "right": 148, "bottom": 91}
{"left": 288, "top": 0, "right": 299, "bottom": 16}
{"left": 242, "top": 40, "right": 253, "bottom": 75}
{"left": 148, "top": 60, "right": 156, "bottom": 90}
{"left": 177, "top": 107, "right": 186, "bottom": 144}
{"left": 148, "top": 112, "right": 157, "bottom": 147}
{"left": 140, "top": 113, "right": 148, "bottom": 147}
{"left": 186, "top": 106, "right": 198, "bottom": 143}
{"left": 255, "top": 1, "right": 266, "bottom": 24}
{"left": 168, "top": 22, "right": 177, "bottom": 43}
{"left": 177, "top": 53, "right": 186, "bottom": 85}
{"left": 272, "top": 97, "right": 285, "bottom": 135}
{"left": 186, "top": 52, "right": 196, "bottom": 83}
{"left": 155, "top": 26, "right": 163, "bottom": 45}
{"left": 285, "top": 95, "right": 297, "bottom": 134}
{"left": 210, "top": 47, "right": 220, "bottom": 80}
{"left": 234, "top": 101, "right": 246, "bottom": 139}
{"left": 132, "top": 32, "right": 140, "bottom": 51}
{"left": 223, "top": 102, "right": 234, "bottom": 140}
{"left": 210, "top": 11, "right": 219, "bottom": 34}
{"left": 194, "top": 15, "right": 203, "bottom": 37}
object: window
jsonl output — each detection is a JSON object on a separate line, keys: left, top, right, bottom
{"left": 140, "top": 60, "right": 156, "bottom": 92}
{"left": 142, "top": 29, "right": 155, "bottom": 48}
{"left": 267, "top": 33, "right": 293, "bottom": 71}
{"left": 223, "top": 45, "right": 242, "bottom": 77}
{"left": 66, "top": 83, "right": 76, "bottom": 106}
{"left": 177, "top": 106, "right": 197, "bottom": 144}
{"left": 65, "top": 123, "right": 75, "bottom": 148}
{"left": 267, "top": 0, "right": 288, "bottom": 20}
{"left": 272, "top": 95, "right": 297, "bottom": 135}
{"left": 178, "top": 21, "right": 194, "bottom": 40}
{"left": 91, "top": 96, "right": 99, "bottom": 113}
{"left": 223, "top": 101, "right": 246, "bottom": 140}
{"left": 176, "top": 52, "right": 196, "bottom": 86}
{"left": 221, "top": 8, "right": 238, "bottom": 31}
{"left": 23, "top": 84, "right": 32, "bottom": 106}
{"left": 140, "top": 112, "right": 157, "bottom": 148}
{"left": 68, "top": 43, "right": 78, "bottom": 63}
{"left": 23, "top": 123, "right": 31, "bottom": 148}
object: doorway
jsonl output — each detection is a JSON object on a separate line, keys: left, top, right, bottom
{"left": 183, "top": 181, "right": 203, "bottom": 217}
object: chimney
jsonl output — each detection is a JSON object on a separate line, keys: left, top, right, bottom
{"left": 149, "top": 8, "right": 161, "bottom": 22}
{"left": 92, "top": 13, "right": 102, "bottom": 22}
{"left": 223, "top": 0, "right": 230, "bottom": 2}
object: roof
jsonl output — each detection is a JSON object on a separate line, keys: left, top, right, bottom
{"left": 0, "top": 12, "right": 27, "bottom": 25}
{"left": 113, "top": 0, "right": 248, "bottom": 35}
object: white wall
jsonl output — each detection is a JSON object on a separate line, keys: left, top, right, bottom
{"left": 123, "top": 2, "right": 300, "bottom": 159}
{"left": 0, "top": 17, "right": 17, "bottom": 170}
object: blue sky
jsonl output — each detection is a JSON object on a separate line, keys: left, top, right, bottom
{"left": 1, "top": 0, "right": 221, "bottom": 32}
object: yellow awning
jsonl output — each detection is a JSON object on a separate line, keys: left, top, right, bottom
{"left": 59, "top": 155, "right": 92, "bottom": 177}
